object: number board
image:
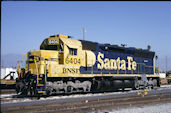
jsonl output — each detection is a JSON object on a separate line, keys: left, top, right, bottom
{"left": 48, "top": 40, "right": 58, "bottom": 45}
{"left": 65, "top": 57, "right": 82, "bottom": 65}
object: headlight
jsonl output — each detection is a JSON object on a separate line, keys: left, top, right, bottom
{"left": 40, "top": 74, "right": 43, "bottom": 77}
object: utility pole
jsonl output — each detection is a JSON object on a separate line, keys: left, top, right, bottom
{"left": 166, "top": 56, "right": 168, "bottom": 73}
{"left": 82, "top": 28, "right": 85, "bottom": 40}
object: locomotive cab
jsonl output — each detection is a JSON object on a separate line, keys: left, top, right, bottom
{"left": 19, "top": 34, "right": 85, "bottom": 95}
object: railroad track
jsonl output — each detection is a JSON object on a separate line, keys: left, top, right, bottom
{"left": 1, "top": 85, "right": 170, "bottom": 104}
{"left": 0, "top": 89, "right": 16, "bottom": 94}
{"left": 1, "top": 87, "right": 171, "bottom": 113}
{"left": 1, "top": 93, "right": 171, "bottom": 113}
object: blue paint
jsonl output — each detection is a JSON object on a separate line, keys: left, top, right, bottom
{"left": 80, "top": 43, "right": 155, "bottom": 75}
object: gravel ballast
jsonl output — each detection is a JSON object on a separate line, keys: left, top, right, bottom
{"left": 97, "top": 103, "right": 171, "bottom": 113}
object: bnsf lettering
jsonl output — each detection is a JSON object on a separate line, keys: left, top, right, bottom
{"left": 97, "top": 53, "right": 137, "bottom": 70}
{"left": 63, "top": 68, "right": 80, "bottom": 74}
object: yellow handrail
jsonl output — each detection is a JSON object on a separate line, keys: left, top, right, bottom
{"left": 44, "top": 60, "right": 47, "bottom": 82}
{"left": 34, "top": 58, "right": 39, "bottom": 85}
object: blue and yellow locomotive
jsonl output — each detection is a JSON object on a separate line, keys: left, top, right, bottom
{"left": 16, "top": 34, "right": 160, "bottom": 96}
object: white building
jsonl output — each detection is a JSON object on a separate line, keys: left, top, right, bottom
{"left": 1, "top": 68, "right": 18, "bottom": 80}
{"left": 159, "top": 73, "right": 166, "bottom": 78}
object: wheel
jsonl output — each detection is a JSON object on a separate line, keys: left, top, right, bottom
{"left": 67, "top": 86, "right": 73, "bottom": 93}
{"left": 132, "top": 78, "right": 139, "bottom": 90}
{"left": 153, "top": 79, "right": 157, "bottom": 89}
{"left": 46, "top": 90, "right": 51, "bottom": 96}
{"left": 91, "top": 80, "right": 99, "bottom": 91}
{"left": 147, "top": 78, "right": 153, "bottom": 90}
{"left": 46, "top": 87, "right": 52, "bottom": 96}
{"left": 21, "top": 88, "right": 28, "bottom": 95}
{"left": 86, "top": 85, "right": 91, "bottom": 92}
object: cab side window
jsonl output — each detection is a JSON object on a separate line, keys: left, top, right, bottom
{"left": 59, "top": 43, "right": 64, "bottom": 52}
{"left": 69, "top": 48, "right": 77, "bottom": 55}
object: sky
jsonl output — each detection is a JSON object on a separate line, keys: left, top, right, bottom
{"left": 1, "top": 1, "right": 171, "bottom": 71}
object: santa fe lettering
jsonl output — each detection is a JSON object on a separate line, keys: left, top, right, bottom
{"left": 97, "top": 53, "right": 137, "bottom": 70}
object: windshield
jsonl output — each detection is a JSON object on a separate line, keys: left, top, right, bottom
{"left": 44, "top": 45, "right": 58, "bottom": 50}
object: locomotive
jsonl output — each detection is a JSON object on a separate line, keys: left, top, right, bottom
{"left": 16, "top": 34, "right": 160, "bottom": 96}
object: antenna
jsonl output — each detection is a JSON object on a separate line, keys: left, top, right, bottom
{"left": 82, "top": 28, "right": 86, "bottom": 40}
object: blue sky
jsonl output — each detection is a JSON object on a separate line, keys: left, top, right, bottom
{"left": 1, "top": 1, "right": 171, "bottom": 70}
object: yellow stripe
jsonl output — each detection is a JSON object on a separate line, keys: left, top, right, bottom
{"left": 37, "top": 84, "right": 44, "bottom": 86}
{"left": 48, "top": 74, "right": 159, "bottom": 78}
{"left": 38, "top": 91, "right": 45, "bottom": 93}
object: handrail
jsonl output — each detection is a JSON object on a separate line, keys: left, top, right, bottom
{"left": 44, "top": 60, "right": 47, "bottom": 82}
{"left": 34, "top": 58, "right": 39, "bottom": 85}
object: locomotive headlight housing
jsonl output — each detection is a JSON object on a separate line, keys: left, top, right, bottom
{"left": 39, "top": 74, "right": 43, "bottom": 78}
